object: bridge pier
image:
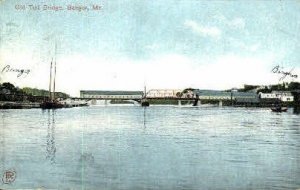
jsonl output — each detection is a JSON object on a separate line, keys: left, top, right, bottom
{"left": 219, "top": 100, "right": 223, "bottom": 107}
{"left": 192, "top": 99, "right": 201, "bottom": 106}
{"left": 91, "top": 99, "right": 97, "bottom": 105}
{"left": 104, "top": 100, "right": 107, "bottom": 106}
{"left": 197, "top": 100, "right": 201, "bottom": 106}
{"left": 178, "top": 100, "right": 182, "bottom": 106}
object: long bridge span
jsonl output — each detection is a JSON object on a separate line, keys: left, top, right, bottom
{"left": 70, "top": 96, "right": 233, "bottom": 106}
{"left": 74, "top": 89, "right": 259, "bottom": 106}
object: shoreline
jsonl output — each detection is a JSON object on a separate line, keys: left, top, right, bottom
{"left": 0, "top": 101, "right": 88, "bottom": 109}
{"left": 1, "top": 100, "right": 299, "bottom": 110}
{"left": 0, "top": 101, "right": 41, "bottom": 109}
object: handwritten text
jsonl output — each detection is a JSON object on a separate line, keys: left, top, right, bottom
{"left": 271, "top": 65, "right": 298, "bottom": 81}
{"left": 2, "top": 65, "right": 30, "bottom": 78}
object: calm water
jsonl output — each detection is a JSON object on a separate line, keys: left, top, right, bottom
{"left": 0, "top": 106, "right": 300, "bottom": 190}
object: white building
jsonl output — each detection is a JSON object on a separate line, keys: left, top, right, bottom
{"left": 146, "top": 89, "right": 183, "bottom": 98}
{"left": 259, "top": 91, "right": 294, "bottom": 102}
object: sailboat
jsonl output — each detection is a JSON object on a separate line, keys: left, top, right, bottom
{"left": 40, "top": 57, "right": 64, "bottom": 109}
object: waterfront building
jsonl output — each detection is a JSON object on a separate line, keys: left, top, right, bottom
{"left": 80, "top": 90, "right": 143, "bottom": 99}
{"left": 259, "top": 91, "right": 294, "bottom": 102}
{"left": 195, "top": 90, "right": 259, "bottom": 103}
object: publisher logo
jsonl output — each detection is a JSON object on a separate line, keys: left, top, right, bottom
{"left": 2, "top": 169, "right": 16, "bottom": 184}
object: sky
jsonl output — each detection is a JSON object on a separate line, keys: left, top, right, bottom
{"left": 0, "top": 0, "right": 300, "bottom": 96}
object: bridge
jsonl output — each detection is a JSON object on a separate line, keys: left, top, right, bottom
{"left": 74, "top": 89, "right": 259, "bottom": 106}
{"left": 0, "top": 89, "right": 258, "bottom": 107}
{"left": 70, "top": 96, "right": 234, "bottom": 106}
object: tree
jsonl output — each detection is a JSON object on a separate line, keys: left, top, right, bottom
{"left": 22, "top": 87, "right": 70, "bottom": 98}
{"left": 243, "top": 85, "right": 259, "bottom": 92}
{"left": 182, "top": 88, "right": 196, "bottom": 93}
{"left": 288, "top": 82, "right": 300, "bottom": 90}
{"left": 176, "top": 92, "right": 183, "bottom": 98}
{"left": 1, "top": 82, "right": 16, "bottom": 92}
{"left": 257, "top": 87, "right": 271, "bottom": 94}
{"left": 270, "top": 83, "right": 286, "bottom": 91}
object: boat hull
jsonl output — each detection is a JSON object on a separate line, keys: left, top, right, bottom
{"left": 271, "top": 107, "right": 288, "bottom": 112}
{"left": 141, "top": 101, "right": 150, "bottom": 107}
{"left": 40, "top": 101, "right": 64, "bottom": 109}
{"left": 141, "top": 98, "right": 150, "bottom": 107}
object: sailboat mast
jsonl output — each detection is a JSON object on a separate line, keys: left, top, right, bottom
{"left": 53, "top": 42, "right": 57, "bottom": 100}
{"left": 53, "top": 59, "right": 57, "bottom": 100}
{"left": 49, "top": 58, "right": 53, "bottom": 100}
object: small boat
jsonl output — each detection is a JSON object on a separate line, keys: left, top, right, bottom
{"left": 40, "top": 100, "right": 64, "bottom": 109}
{"left": 141, "top": 86, "right": 150, "bottom": 107}
{"left": 141, "top": 99, "right": 149, "bottom": 107}
{"left": 271, "top": 106, "right": 288, "bottom": 112}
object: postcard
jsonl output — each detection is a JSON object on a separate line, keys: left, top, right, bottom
{"left": 0, "top": 0, "right": 300, "bottom": 189}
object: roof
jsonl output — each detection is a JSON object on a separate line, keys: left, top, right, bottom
{"left": 195, "top": 90, "right": 257, "bottom": 98}
{"left": 80, "top": 90, "right": 143, "bottom": 95}
{"left": 195, "top": 90, "right": 231, "bottom": 96}
{"left": 232, "top": 92, "right": 257, "bottom": 98}
{"left": 147, "top": 89, "right": 182, "bottom": 92}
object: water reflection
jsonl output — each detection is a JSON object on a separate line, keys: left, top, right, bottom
{"left": 143, "top": 107, "right": 147, "bottom": 128}
{"left": 45, "top": 110, "right": 56, "bottom": 164}
{"left": 0, "top": 110, "right": 7, "bottom": 164}
{"left": 293, "top": 106, "right": 300, "bottom": 114}
{"left": 2, "top": 107, "right": 300, "bottom": 189}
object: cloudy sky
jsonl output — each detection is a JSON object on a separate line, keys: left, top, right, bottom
{"left": 0, "top": 0, "right": 299, "bottom": 96}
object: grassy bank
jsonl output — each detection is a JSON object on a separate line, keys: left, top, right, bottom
{"left": 0, "top": 101, "right": 40, "bottom": 109}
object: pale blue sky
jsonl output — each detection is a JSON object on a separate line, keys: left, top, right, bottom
{"left": 0, "top": 0, "right": 299, "bottom": 96}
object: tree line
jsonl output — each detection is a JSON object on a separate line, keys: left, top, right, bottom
{"left": 0, "top": 82, "right": 70, "bottom": 101}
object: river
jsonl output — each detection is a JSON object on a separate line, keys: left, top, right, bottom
{"left": 0, "top": 106, "right": 299, "bottom": 189}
